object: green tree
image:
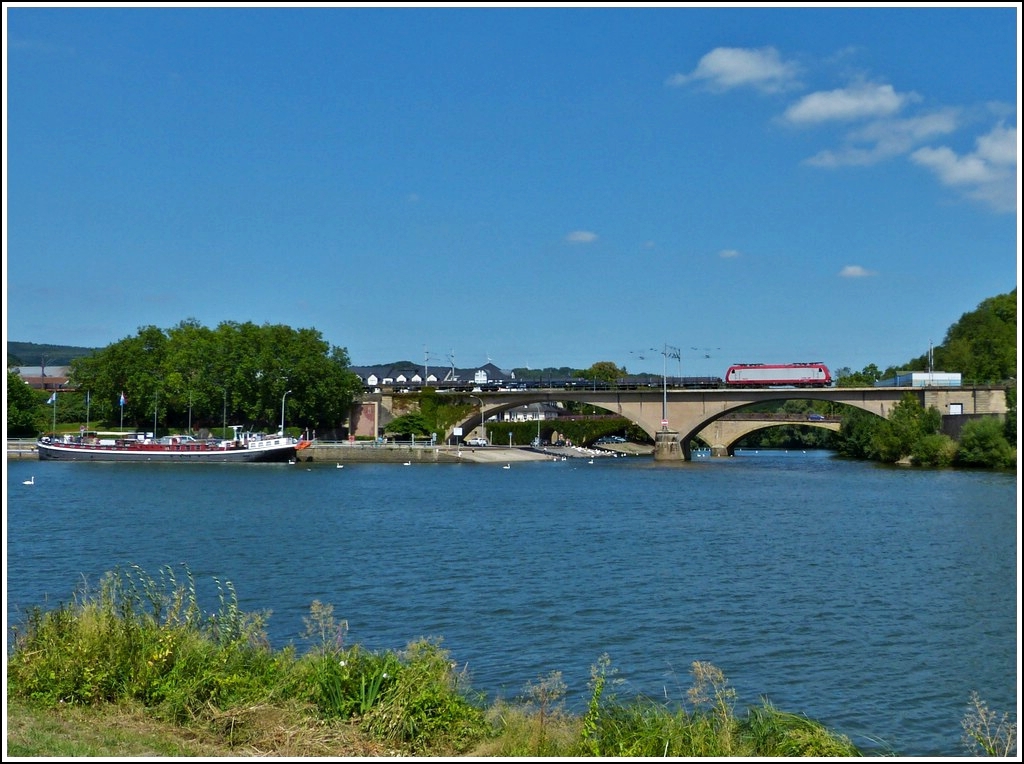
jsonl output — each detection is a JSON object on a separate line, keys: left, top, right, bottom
{"left": 835, "top": 364, "right": 883, "bottom": 388}
{"left": 579, "top": 361, "right": 626, "bottom": 384}
{"left": 955, "top": 417, "right": 1016, "bottom": 469}
{"left": 869, "top": 393, "right": 941, "bottom": 463}
{"left": 385, "top": 412, "right": 433, "bottom": 440}
{"left": 905, "top": 290, "right": 1016, "bottom": 384}
{"left": 6, "top": 370, "right": 43, "bottom": 436}
{"left": 911, "top": 433, "right": 958, "bottom": 467}
{"left": 68, "top": 319, "right": 363, "bottom": 435}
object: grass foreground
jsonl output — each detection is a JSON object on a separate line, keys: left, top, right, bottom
{"left": 6, "top": 565, "right": 1017, "bottom": 758}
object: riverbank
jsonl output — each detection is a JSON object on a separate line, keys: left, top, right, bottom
{"left": 5, "top": 439, "right": 653, "bottom": 463}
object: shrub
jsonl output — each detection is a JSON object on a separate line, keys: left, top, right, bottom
{"left": 911, "top": 433, "right": 958, "bottom": 467}
{"left": 360, "top": 638, "right": 489, "bottom": 753}
{"left": 955, "top": 417, "right": 1016, "bottom": 468}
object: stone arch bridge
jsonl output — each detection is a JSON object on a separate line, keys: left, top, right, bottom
{"left": 441, "top": 385, "right": 1008, "bottom": 461}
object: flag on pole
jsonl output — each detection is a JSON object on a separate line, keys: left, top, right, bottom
{"left": 119, "top": 392, "right": 126, "bottom": 407}
{"left": 47, "top": 392, "right": 57, "bottom": 404}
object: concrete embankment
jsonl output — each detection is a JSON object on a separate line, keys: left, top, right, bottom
{"left": 299, "top": 441, "right": 654, "bottom": 464}
{"left": 7, "top": 440, "right": 38, "bottom": 460}
{"left": 297, "top": 442, "right": 553, "bottom": 464}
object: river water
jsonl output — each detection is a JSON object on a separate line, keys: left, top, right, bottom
{"left": 5, "top": 451, "right": 1018, "bottom": 756}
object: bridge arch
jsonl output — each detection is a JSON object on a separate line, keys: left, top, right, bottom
{"left": 693, "top": 416, "right": 843, "bottom": 457}
{"left": 435, "top": 385, "right": 1006, "bottom": 459}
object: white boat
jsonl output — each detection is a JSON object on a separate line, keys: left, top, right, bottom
{"left": 36, "top": 425, "right": 300, "bottom": 463}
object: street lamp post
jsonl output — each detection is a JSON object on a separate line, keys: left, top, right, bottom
{"left": 469, "top": 394, "right": 484, "bottom": 442}
{"left": 280, "top": 390, "right": 292, "bottom": 436}
{"left": 659, "top": 344, "right": 681, "bottom": 430}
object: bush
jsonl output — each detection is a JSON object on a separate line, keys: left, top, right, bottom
{"left": 572, "top": 658, "right": 860, "bottom": 757}
{"left": 911, "top": 433, "right": 958, "bottom": 467}
{"left": 955, "top": 417, "right": 1016, "bottom": 468}
{"left": 360, "top": 638, "right": 489, "bottom": 754}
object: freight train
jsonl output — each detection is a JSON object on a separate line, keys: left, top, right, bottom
{"left": 362, "top": 363, "right": 833, "bottom": 393}
{"left": 723, "top": 362, "right": 832, "bottom": 388}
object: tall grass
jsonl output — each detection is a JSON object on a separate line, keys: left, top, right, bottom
{"left": 8, "top": 565, "right": 1013, "bottom": 757}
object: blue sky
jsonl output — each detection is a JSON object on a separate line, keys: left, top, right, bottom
{"left": 5, "top": 4, "right": 1019, "bottom": 378}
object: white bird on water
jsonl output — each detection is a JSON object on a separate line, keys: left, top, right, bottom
{"left": 403, "top": 461, "right": 412, "bottom": 466}
{"left": 337, "top": 463, "right": 344, "bottom": 468}
{"left": 503, "top": 463, "right": 511, "bottom": 469}
{"left": 23, "top": 476, "right": 35, "bottom": 485}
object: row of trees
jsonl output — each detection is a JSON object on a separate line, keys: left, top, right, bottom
{"left": 8, "top": 320, "right": 364, "bottom": 437}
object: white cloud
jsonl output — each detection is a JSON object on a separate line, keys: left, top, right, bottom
{"left": 804, "top": 109, "right": 959, "bottom": 167}
{"left": 667, "top": 46, "right": 799, "bottom": 93}
{"left": 783, "top": 82, "right": 915, "bottom": 124}
{"left": 565, "top": 230, "right": 598, "bottom": 244}
{"left": 718, "top": 249, "right": 741, "bottom": 258}
{"left": 839, "top": 265, "right": 876, "bottom": 278}
{"left": 909, "top": 122, "right": 1017, "bottom": 213}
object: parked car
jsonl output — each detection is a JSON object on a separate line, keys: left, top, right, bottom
{"left": 464, "top": 437, "right": 488, "bottom": 447}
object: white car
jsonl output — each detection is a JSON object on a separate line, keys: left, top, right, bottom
{"left": 464, "top": 437, "right": 488, "bottom": 447}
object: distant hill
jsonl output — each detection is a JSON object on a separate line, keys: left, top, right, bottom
{"left": 7, "top": 342, "right": 99, "bottom": 367}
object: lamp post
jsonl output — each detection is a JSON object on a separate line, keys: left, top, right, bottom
{"left": 280, "top": 390, "right": 292, "bottom": 436}
{"left": 469, "top": 394, "right": 484, "bottom": 442}
{"left": 659, "top": 344, "right": 681, "bottom": 430}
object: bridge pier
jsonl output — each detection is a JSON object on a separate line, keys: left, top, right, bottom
{"left": 653, "top": 430, "right": 681, "bottom": 461}
{"left": 710, "top": 445, "right": 730, "bottom": 458}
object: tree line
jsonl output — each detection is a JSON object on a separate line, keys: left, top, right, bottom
{"left": 7, "top": 319, "right": 364, "bottom": 437}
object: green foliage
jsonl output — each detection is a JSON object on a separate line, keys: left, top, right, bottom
{"left": 578, "top": 361, "right": 627, "bottom": 384}
{"left": 835, "top": 363, "right": 886, "bottom": 388}
{"left": 955, "top": 417, "right": 1016, "bottom": 469}
{"left": 66, "top": 319, "right": 362, "bottom": 434}
{"left": 739, "top": 702, "right": 861, "bottom": 756}
{"left": 911, "top": 433, "right": 958, "bottom": 467}
{"left": 360, "top": 638, "right": 489, "bottom": 754}
{"left": 1003, "top": 386, "right": 1016, "bottom": 444}
{"left": 5, "top": 565, "right": 279, "bottom": 723}
{"left": 920, "top": 290, "right": 1017, "bottom": 384}
{"left": 570, "top": 658, "right": 860, "bottom": 757}
{"left": 6, "top": 369, "right": 42, "bottom": 435}
{"left": 384, "top": 411, "right": 433, "bottom": 439}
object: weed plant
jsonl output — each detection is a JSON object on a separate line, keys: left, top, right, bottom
{"left": 7, "top": 565, "right": 1015, "bottom": 757}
